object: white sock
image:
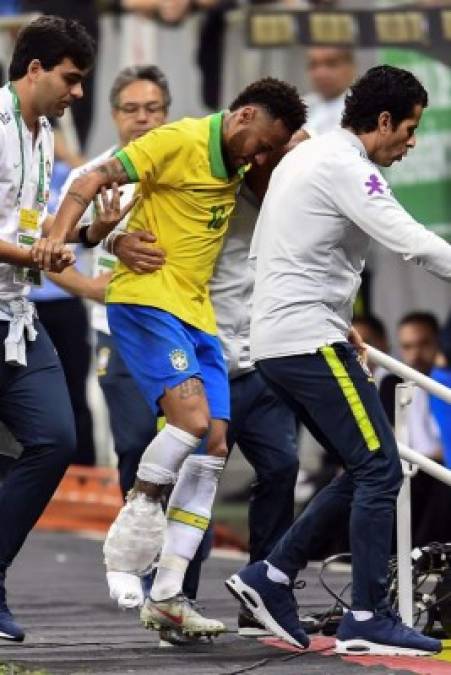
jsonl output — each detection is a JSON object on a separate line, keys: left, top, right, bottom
{"left": 352, "top": 610, "right": 374, "bottom": 621}
{"left": 150, "top": 555, "right": 189, "bottom": 602}
{"left": 264, "top": 561, "right": 290, "bottom": 585}
{"left": 151, "top": 455, "right": 225, "bottom": 601}
{"left": 137, "top": 424, "right": 202, "bottom": 484}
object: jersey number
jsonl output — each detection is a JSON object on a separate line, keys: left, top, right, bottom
{"left": 208, "top": 205, "right": 228, "bottom": 230}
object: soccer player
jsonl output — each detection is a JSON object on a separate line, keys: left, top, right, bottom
{"left": 226, "top": 65, "right": 451, "bottom": 655}
{"left": 38, "top": 78, "right": 306, "bottom": 636}
{"left": 115, "top": 135, "right": 307, "bottom": 641}
{"left": 46, "top": 65, "right": 170, "bottom": 504}
{"left": 0, "top": 16, "right": 95, "bottom": 641}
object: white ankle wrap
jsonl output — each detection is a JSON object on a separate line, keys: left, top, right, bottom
{"left": 137, "top": 424, "right": 202, "bottom": 485}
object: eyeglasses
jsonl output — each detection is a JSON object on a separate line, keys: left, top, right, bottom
{"left": 115, "top": 103, "right": 167, "bottom": 116}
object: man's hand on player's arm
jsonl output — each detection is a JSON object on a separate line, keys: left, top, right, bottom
{"left": 0, "top": 236, "right": 74, "bottom": 272}
{"left": 32, "top": 157, "right": 133, "bottom": 269}
{"left": 114, "top": 231, "right": 165, "bottom": 274}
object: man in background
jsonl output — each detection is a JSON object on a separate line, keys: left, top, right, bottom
{"left": 303, "top": 47, "right": 356, "bottom": 136}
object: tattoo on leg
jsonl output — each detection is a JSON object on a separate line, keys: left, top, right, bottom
{"left": 68, "top": 191, "right": 90, "bottom": 209}
{"left": 178, "top": 378, "right": 203, "bottom": 400}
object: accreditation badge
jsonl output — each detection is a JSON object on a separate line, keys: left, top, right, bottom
{"left": 14, "top": 209, "right": 43, "bottom": 286}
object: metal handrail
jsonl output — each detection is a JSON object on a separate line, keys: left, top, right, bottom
{"left": 363, "top": 342, "right": 451, "bottom": 626}
{"left": 398, "top": 442, "right": 451, "bottom": 486}
{"left": 365, "top": 344, "right": 451, "bottom": 404}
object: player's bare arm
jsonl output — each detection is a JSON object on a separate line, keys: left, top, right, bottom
{"left": 32, "top": 157, "right": 136, "bottom": 271}
{"left": 31, "top": 158, "right": 136, "bottom": 270}
{"left": 46, "top": 266, "right": 110, "bottom": 303}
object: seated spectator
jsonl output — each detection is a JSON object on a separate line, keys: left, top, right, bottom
{"left": 430, "top": 320, "right": 451, "bottom": 468}
{"left": 381, "top": 312, "right": 451, "bottom": 547}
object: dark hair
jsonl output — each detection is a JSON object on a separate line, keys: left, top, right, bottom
{"left": 229, "top": 77, "right": 307, "bottom": 134}
{"left": 9, "top": 15, "right": 96, "bottom": 80}
{"left": 342, "top": 65, "right": 428, "bottom": 133}
{"left": 109, "top": 65, "right": 171, "bottom": 111}
{"left": 353, "top": 314, "right": 387, "bottom": 341}
{"left": 398, "top": 311, "right": 439, "bottom": 336}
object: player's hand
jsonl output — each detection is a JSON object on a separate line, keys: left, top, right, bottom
{"left": 88, "top": 183, "right": 141, "bottom": 244}
{"left": 115, "top": 231, "right": 165, "bottom": 274}
{"left": 348, "top": 326, "right": 368, "bottom": 364}
{"left": 30, "top": 238, "right": 76, "bottom": 272}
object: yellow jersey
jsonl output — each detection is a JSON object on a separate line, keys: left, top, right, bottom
{"left": 106, "top": 112, "right": 242, "bottom": 334}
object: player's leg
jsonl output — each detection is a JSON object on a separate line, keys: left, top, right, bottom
{"left": 141, "top": 331, "right": 229, "bottom": 636}
{"left": 235, "top": 371, "right": 299, "bottom": 563}
{"left": 0, "top": 321, "right": 76, "bottom": 641}
{"left": 103, "top": 305, "right": 210, "bottom": 606}
{"left": 230, "top": 371, "right": 299, "bottom": 636}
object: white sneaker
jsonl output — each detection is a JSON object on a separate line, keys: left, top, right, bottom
{"left": 141, "top": 595, "right": 226, "bottom": 637}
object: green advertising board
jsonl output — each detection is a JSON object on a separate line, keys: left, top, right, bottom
{"left": 381, "top": 48, "right": 451, "bottom": 240}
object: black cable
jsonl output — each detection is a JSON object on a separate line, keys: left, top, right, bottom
{"left": 223, "top": 646, "right": 332, "bottom": 675}
{"left": 318, "top": 553, "right": 352, "bottom": 611}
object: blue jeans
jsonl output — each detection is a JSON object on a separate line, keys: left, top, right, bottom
{"left": 96, "top": 332, "right": 157, "bottom": 499}
{"left": 258, "top": 343, "right": 403, "bottom": 612}
{"left": 0, "top": 320, "right": 76, "bottom": 573}
{"left": 183, "top": 369, "right": 299, "bottom": 598}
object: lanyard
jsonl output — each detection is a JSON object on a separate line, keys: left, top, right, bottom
{"left": 8, "top": 82, "right": 45, "bottom": 207}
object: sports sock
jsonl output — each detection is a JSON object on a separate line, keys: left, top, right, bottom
{"left": 352, "top": 610, "right": 374, "bottom": 621}
{"left": 151, "top": 455, "right": 225, "bottom": 601}
{"left": 264, "top": 561, "right": 290, "bottom": 585}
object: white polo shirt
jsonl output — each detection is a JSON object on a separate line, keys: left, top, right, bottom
{"left": 210, "top": 183, "right": 258, "bottom": 379}
{"left": 0, "top": 83, "right": 53, "bottom": 302}
{"left": 250, "top": 128, "right": 451, "bottom": 361}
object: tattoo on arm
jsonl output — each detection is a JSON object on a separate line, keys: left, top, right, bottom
{"left": 178, "top": 378, "right": 204, "bottom": 400}
{"left": 68, "top": 191, "right": 91, "bottom": 209}
{"left": 95, "top": 159, "right": 129, "bottom": 186}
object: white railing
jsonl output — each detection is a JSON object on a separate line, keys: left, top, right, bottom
{"left": 365, "top": 344, "right": 451, "bottom": 626}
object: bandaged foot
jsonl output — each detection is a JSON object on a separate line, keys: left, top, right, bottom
{"left": 104, "top": 493, "right": 166, "bottom": 607}
{"left": 106, "top": 571, "right": 144, "bottom": 609}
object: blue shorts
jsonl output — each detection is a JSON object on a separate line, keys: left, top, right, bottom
{"left": 107, "top": 304, "right": 230, "bottom": 421}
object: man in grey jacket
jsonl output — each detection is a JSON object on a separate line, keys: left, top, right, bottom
{"left": 226, "top": 65, "right": 451, "bottom": 656}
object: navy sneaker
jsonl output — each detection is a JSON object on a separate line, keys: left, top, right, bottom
{"left": 238, "top": 606, "right": 271, "bottom": 637}
{"left": 225, "top": 561, "right": 310, "bottom": 649}
{"left": 0, "top": 583, "right": 24, "bottom": 642}
{"left": 336, "top": 609, "right": 442, "bottom": 656}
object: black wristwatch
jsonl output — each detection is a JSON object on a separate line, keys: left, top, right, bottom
{"left": 78, "top": 225, "right": 98, "bottom": 248}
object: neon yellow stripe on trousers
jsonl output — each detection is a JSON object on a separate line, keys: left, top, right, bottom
{"left": 167, "top": 507, "right": 210, "bottom": 531}
{"left": 320, "top": 345, "right": 381, "bottom": 452}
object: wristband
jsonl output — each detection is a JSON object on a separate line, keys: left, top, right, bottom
{"left": 105, "top": 230, "right": 127, "bottom": 255}
{"left": 78, "top": 225, "right": 98, "bottom": 249}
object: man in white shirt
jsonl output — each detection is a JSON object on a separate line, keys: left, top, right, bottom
{"left": 226, "top": 65, "right": 451, "bottom": 656}
{"left": 0, "top": 16, "right": 95, "bottom": 642}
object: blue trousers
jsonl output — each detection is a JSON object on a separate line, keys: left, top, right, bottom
{"left": 184, "top": 369, "right": 299, "bottom": 598}
{"left": 258, "top": 343, "right": 403, "bottom": 612}
{"left": 0, "top": 320, "right": 76, "bottom": 573}
{"left": 96, "top": 332, "right": 157, "bottom": 499}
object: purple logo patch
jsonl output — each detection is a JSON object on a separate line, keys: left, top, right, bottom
{"left": 365, "top": 174, "right": 384, "bottom": 195}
